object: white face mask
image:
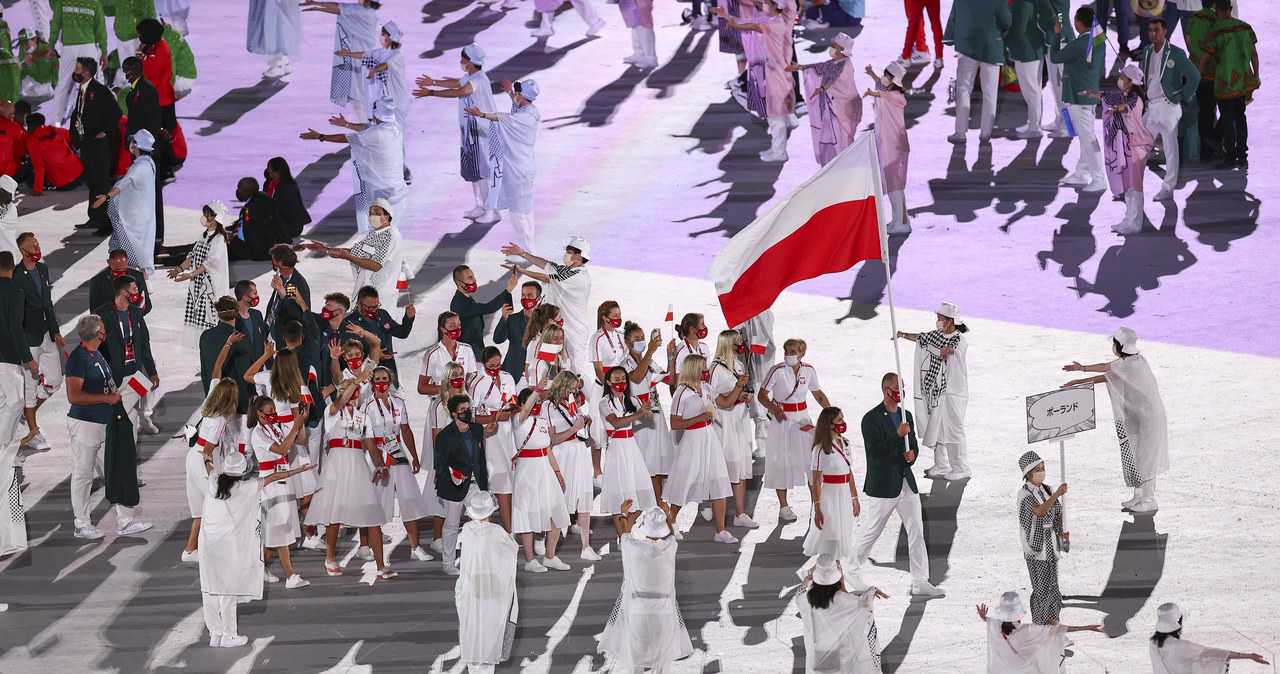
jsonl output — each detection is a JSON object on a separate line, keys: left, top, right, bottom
{"left": 1027, "top": 469, "right": 1045, "bottom": 485}
{"left": 880, "top": 75, "right": 892, "bottom": 88}
{"left": 784, "top": 355, "right": 799, "bottom": 366}
{"left": 936, "top": 318, "right": 947, "bottom": 331}
{"left": 563, "top": 252, "right": 574, "bottom": 265}
{"left": 631, "top": 340, "right": 644, "bottom": 354}
{"left": 371, "top": 214, "right": 390, "bottom": 229}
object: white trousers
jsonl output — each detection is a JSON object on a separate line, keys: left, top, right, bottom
{"left": 0, "top": 364, "right": 25, "bottom": 445}
{"left": 466, "top": 665, "right": 496, "bottom": 674}
{"left": 24, "top": 335, "right": 63, "bottom": 405}
{"left": 854, "top": 479, "right": 928, "bottom": 584}
{"left": 1044, "top": 56, "right": 1065, "bottom": 127}
{"left": 510, "top": 210, "right": 536, "bottom": 253}
{"left": 1012, "top": 59, "right": 1043, "bottom": 132}
{"left": 52, "top": 43, "right": 103, "bottom": 125}
{"left": 887, "top": 190, "right": 908, "bottom": 229}
{"left": 68, "top": 417, "right": 134, "bottom": 529}
{"left": 930, "top": 441, "right": 968, "bottom": 477}
{"left": 1066, "top": 103, "right": 1104, "bottom": 180}
{"left": 472, "top": 180, "right": 491, "bottom": 209}
{"left": 441, "top": 483, "right": 481, "bottom": 569}
{"left": 202, "top": 593, "right": 239, "bottom": 639}
{"left": 953, "top": 55, "right": 999, "bottom": 137}
{"left": 569, "top": 0, "right": 602, "bottom": 27}
{"left": 1144, "top": 99, "right": 1182, "bottom": 193}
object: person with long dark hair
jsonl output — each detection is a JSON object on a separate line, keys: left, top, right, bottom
{"left": 600, "top": 365, "right": 657, "bottom": 540}
{"left": 172, "top": 200, "right": 232, "bottom": 348}
{"left": 1148, "top": 603, "right": 1269, "bottom": 672}
{"left": 621, "top": 321, "right": 675, "bottom": 499}
{"left": 796, "top": 554, "right": 886, "bottom": 672}
{"left": 468, "top": 346, "right": 518, "bottom": 532}
{"left": 803, "top": 407, "right": 860, "bottom": 561}
{"left": 977, "top": 592, "right": 1102, "bottom": 672}
{"left": 246, "top": 394, "right": 309, "bottom": 588}
{"left": 511, "top": 383, "right": 574, "bottom": 572}
{"left": 264, "top": 157, "right": 311, "bottom": 238}
{"left": 182, "top": 377, "right": 239, "bottom": 563}
{"left": 547, "top": 371, "right": 596, "bottom": 557}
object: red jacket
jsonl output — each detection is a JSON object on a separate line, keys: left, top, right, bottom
{"left": 140, "top": 40, "right": 176, "bottom": 107}
{"left": 26, "top": 125, "right": 84, "bottom": 193}
{"left": 0, "top": 118, "right": 26, "bottom": 178}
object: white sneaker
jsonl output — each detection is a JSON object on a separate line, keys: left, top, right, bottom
{"left": 1059, "top": 172, "right": 1088, "bottom": 186}
{"left": 1128, "top": 498, "right": 1158, "bottom": 513}
{"left": 502, "top": 0, "right": 521, "bottom": 8}
{"left": 1048, "top": 127, "right": 1071, "bottom": 138}
{"left": 1016, "top": 128, "right": 1042, "bottom": 139}
{"left": 430, "top": 539, "right": 444, "bottom": 554}
{"left": 27, "top": 431, "right": 50, "bottom": 451}
{"left": 923, "top": 466, "right": 949, "bottom": 478}
{"left": 1153, "top": 188, "right": 1174, "bottom": 201}
{"left": 442, "top": 563, "right": 460, "bottom": 576}
{"left": 1111, "top": 221, "right": 1142, "bottom": 235}
{"left": 531, "top": 25, "right": 554, "bottom": 38}
{"left": 623, "top": 52, "right": 644, "bottom": 65}
{"left": 410, "top": 546, "right": 433, "bottom": 562}
{"left": 181, "top": 549, "right": 199, "bottom": 563}
{"left": 534, "top": 538, "right": 546, "bottom": 556}
{"left": 637, "top": 57, "right": 659, "bottom": 69}
{"left": 845, "top": 572, "right": 870, "bottom": 592}
{"left": 118, "top": 521, "right": 153, "bottom": 536}
{"left": 140, "top": 416, "right": 160, "bottom": 434}
{"left": 586, "top": 18, "right": 606, "bottom": 37}
{"left": 580, "top": 547, "right": 602, "bottom": 561}
{"left": 300, "top": 535, "right": 324, "bottom": 551}
{"left": 943, "top": 470, "right": 971, "bottom": 481}
{"left": 208, "top": 633, "right": 222, "bottom": 648}
{"left": 894, "top": 57, "right": 912, "bottom": 69}
{"left": 713, "top": 530, "right": 739, "bottom": 544}
{"left": 1043, "top": 120, "right": 1063, "bottom": 133}
{"left": 356, "top": 545, "right": 374, "bottom": 561}
{"left": 524, "top": 559, "right": 547, "bottom": 572}
{"left": 758, "top": 149, "right": 788, "bottom": 162}
{"left": 463, "top": 206, "right": 486, "bottom": 219}
{"left": 672, "top": 530, "right": 684, "bottom": 541}
{"left": 932, "top": 58, "right": 944, "bottom": 69}
{"left": 542, "top": 555, "right": 570, "bottom": 570}
{"left": 74, "top": 525, "right": 106, "bottom": 540}
{"left": 593, "top": 474, "right": 604, "bottom": 490}
{"left": 886, "top": 221, "right": 913, "bottom": 235}
{"left": 219, "top": 634, "right": 249, "bottom": 648}
{"left": 785, "top": 114, "right": 800, "bottom": 130}
{"left": 778, "top": 506, "right": 797, "bottom": 521}
{"left": 568, "top": 523, "right": 580, "bottom": 534}
{"left": 285, "top": 574, "right": 310, "bottom": 589}
{"left": 911, "top": 50, "right": 931, "bottom": 64}
{"left": 911, "top": 581, "right": 946, "bottom": 597}
{"left": 946, "top": 133, "right": 966, "bottom": 144}
{"left": 264, "top": 569, "right": 281, "bottom": 583}
{"left": 1081, "top": 178, "right": 1108, "bottom": 193}
{"left": 690, "top": 15, "right": 711, "bottom": 30}
{"left": 700, "top": 506, "right": 713, "bottom": 521}
{"left": 800, "top": 18, "right": 826, "bottom": 30}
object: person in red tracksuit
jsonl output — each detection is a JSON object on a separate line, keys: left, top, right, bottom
{"left": 901, "top": 0, "right": 944, "bottom": 69}
{"left": 25, "top": 113, "right": 84, "bottom": 194}
{"left": 0, "top": 102, "right": 25, "bottom": 179}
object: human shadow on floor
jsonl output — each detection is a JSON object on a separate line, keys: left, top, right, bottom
{"left": 485, "top": 37, "right": 594, "bottom": 86}
{"left": 834, "top": 232, "right": 906, "bottom": 322}
{"left": 1063, "top": 513, "right": 1167, "bottom": 637}
{"left": 293, "top": 148, "right": 353, "bottom": 215}
{"left": 991, "top": 138, "right": 1072, "bottom": 232}
{"left": 910, "top": 142, "right": 996, "bottom": 224}
{"left": 420, "top": 5, "right": 508, "bottom": 59}
{"left": 195, "top": 79, "right": 289, "bottom": 137}
{"left": 545, "top": 67, "right": 650, "bottom": 129}
{"left": 645, "top": 29, "right": 714, "bottom": 100}
{"left": 419, "top": 0, "right": 479, "bottom": 24}
{"left": 676, "top": 99, "right": 783, "bottom": 240}
{"left": 901, "top": 65, "right": 943, "bottom": 132}
{"left": 1073, "top": 226, "right": 1196, "bottom": 318}
{"left": 1181, "top": 169, "right": 1259, "bottom": 252}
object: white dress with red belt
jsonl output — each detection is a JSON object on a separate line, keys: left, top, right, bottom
{"left": 762, "top": 362, "right": 820, "bottom": 490}
{"left": 802, "top": 440, "right": 856, "bottom": 559}
{"left": 663, "top": 385, "right": 732, "bottom": 504}
{"left": 305, "top": 404, "right": 386, "bottom": 527}
{"left": 511, "top": 407, "right": 570, "bottom": 534}
{"left": 598, "top": 395, "right": 657, "bottom": 515}
{"left": 250, "top": 422, "right": 299, "bottom": 548}
{"left": 364, "top": 394, "right": 433, "bottom": 522}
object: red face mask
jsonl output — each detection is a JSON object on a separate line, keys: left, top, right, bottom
{"left": 886, "top": 388, "right": 901, "bottom": 403}
{"left": 553, "top": 319, "right": 564, "bottom": 327}
{"left": 109, "top": 268, "right": 127, "bottom": 278}
{"left": 372, "top": 381, "right": 391, "bottom": 393}
{"left": 610, "top": 381, "right": 627, "bottom": 392}
{"left": 320, "top": 308, "right": 336, "bottom": 321}
{"left": 521, "top": 298, "right": 538, "bottom": 310}
{"left": 485, "top": 367, "right": 501, "bottom": 377}
{"left": 607, "top": 318, "right": 622, "bottom": 329}
{"left": 696, "top": 327, "right": 708, "bottom": 339}
{"left": 530, "top": 403, "right": 543, "bottom": 415}
{"left": 362, "top": 307, "right": 379, "bottom": 320}
{"left": 444, "top": 328, "right": 462, "bottom": 340}
{"left": 25, "top": 250, "right": 41, "bottom": 262}
{"left": 128, "top": 293, "right": 143, "bottom": 304}
{"left": 734, "top": 342, "right": 746, "bottom": 355}
{"left": 248, "top": 296, "right": 260, "bottom": 307}
{"left": 461, "top": 282, "right": 478, "bottom": 293}
{"left": 263, "top": 413, "right": 279, "bottom": 425}
{"left": 345, "top": 357, "right": 364, "bottom": 371}
{"left": 449, "top": 377, "right": 465, "bottom": 390}
{"left": 700, "top": 370, "right": 710, "bottom": 382}
{"left": 834, "top": 423, "right": 847, "bottom": 434}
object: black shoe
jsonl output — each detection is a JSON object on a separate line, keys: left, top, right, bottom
{"left": 75, "top": 221, "right": 97, "bottom": 229}
{"left": 93, "top": 226, "right": 113, "bottom": 237}
{"left": 1214, "top": 159, "right": 1239, "bottom": 170}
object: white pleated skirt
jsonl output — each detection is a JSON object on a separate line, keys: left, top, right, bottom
{"left": 552, "top": 438, "right": 594, "bottom": 514}
{"left": 762, "top": 418, "right": 813, "bottom": 490}
{"left": 288, "top": 438, "right": 318, "bottom": 498}
{"left": 511, "top": 450, "right": 570, "bottom": 534}
{"left": 663, "top": 426, "right": 732, "bottom": 505}
{"left": 378, "top": 463, "right": 435, "bottom": 522}
{"left": 717, "top": 403, "right": 754, "bottom": 482}
{"left": 304, "top": 445, "right": 387, "bottom": 528}
{"left": 600, "top": 435, "right": 657, "bottom": 515}
{"left": 634, "top": 413, "right": 675, "bottom": 476}
{"left": 801, "top": 476, "right": 855, "bottom": 559}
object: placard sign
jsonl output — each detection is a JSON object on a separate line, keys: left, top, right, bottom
{"left": 1026, "top": 384, "right": 1096, "bottom": 444}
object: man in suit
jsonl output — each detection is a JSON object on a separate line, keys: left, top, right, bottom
{"left": 494, "top": 281, "right": 542, "bottom": 380}
{"left": 14, "top": 233, "right": 64, "bottom": 451}
{"left": 450, "top": 265, "right": 515, "bottom": 359}
{"left": 943, "top": 0, "right": 1012, "bottom": 143}
{"left": 1138, "top": 18, "right": 1201, "bottom": 201}
{"left": 227, "top": 179, "right": 289, "bottom": 262}
{"left": 91, "top": 275, "right": 159, "bottom": 433}
{"left": 49, "top": 0, "right": 108, "bottom": 128}
{"left": 851, "top": 372, "right": 944, "bottom": 597}
{"left": 1051, "top": 7, "right": 1107, "bottom": 192}
{"left": 68, "top": 57, "right": 120, "bottom": 233}
{"left": 0, "top": 252, "right": 38, "bottom": 448}
{"left": 87, "top": 248, "right": 151, "bottom": 315}
{"left": 120, "top": 56, "right": 169, "bottom": 245}
{"left": 342, "top": 285, "right": 415, "bottom": 384}
{"left": 434, "top": 393, "right": 493, "bottom": 575}
{"left": 199, "top": 296, "right": 253, "bottom": 414}
{"left": 233, "top": 280, "right": 269, "bottom": 367}
{"left": 264, "top": 243, "right": 309, "bottom": 338}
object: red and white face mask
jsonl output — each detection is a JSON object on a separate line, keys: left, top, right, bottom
{"left": 345, "top": 357, "right": 364, "bottom": 372}
{"left": 530, "top": 403, "right": 543, "bottom": 415}
{"left": 128, "top": 292, "right": 143, "bottom": 304}
{"left": 521, "top": 297, "right": 538, "bottom": 310}
{"left": 24, "top": 250, "right": 41, "bottom": 262}
{"left": 610, "top": 381, "right": 627, "bottom": 392}
{"left": 362, "top": 307, "right": 379, "bottom": 320}
{"left": 263, "top": 413, "right": 279, "bottom": 425}
{"left": 372, "top": 381, "right": 391, "bottom": 393}
{"left": 696, "top": 327, "right": 708, "bottom": 339}
{"left": 607, "top": 317, "right": 622, "bottom": 329}
{"left": 248, "top": 296, "right": 260, "bottom": 307}
{"left": 461, "top": 282, "right": 478, "bottom": 293}
{"left": 700, "top": 370, "right": 710, "bottom": 382}
{"left": 444, "top": 328, "right": 462, "bottom": 340}
{"left": 320, "top": 308, "right": 336, "bottom": 321}
{"left": 833, "top": 423, "right": 847, "bottom": 434}
{"left": 734, "top": 342, "right": 746, "bottom": 355}
{"left": 109, "top": 268, "right": 127, "bottom": 278}
{"left": 485, "top": 366, "right": 501, "bottom": 377}
{"left": 449, "top": 377, "right": 465, "bottom": 390}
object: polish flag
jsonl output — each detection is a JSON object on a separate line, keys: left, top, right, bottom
{"left": 299, "top": 385, "right": 314, "bottom": 406}
{"left": 749, "top": 343, "right": 767, "bottom": 355}
{"left": 664, "top": 304, "right": 673, "bottom": 322}
{"left": 307, "top": 366, "right": 318, "bottom": 384}
{"left": 537, "top": 342, "right": 562, "bottom": 362}
{"left": 450, "top": 468, "right": 466, "bottom": 485}
{"left": 708, "top": 132, "right": 887, "bottom": 328}
{"left": 396, "top": 270, "right": 409, "bottom": 291}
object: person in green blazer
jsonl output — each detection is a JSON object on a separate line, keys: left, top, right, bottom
{"left": 1039, "top": 0, "right": 1073, "bottom": 134}
{"left": 1050, "top": 6, "right": 1106, "bottom": 192}
{"left": 850, "top": 373, "right": 945, "bottom": 598}
{"left": 1137, "top": 18, "right": 1201, "bottom": 200}
{"left": 943, "top": 0, "right": 1012, "bottom": 143}
{"left": 1006, "top": 0, "right": 1052, "bottom": 138}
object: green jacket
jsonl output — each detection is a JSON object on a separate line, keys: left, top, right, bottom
{"left": 163, "top": 24, "right": 196, "bottom": 79}
{"left": 51, "top": 0, "right": 109, "bottom": 54}
{"left": 1136, "top": 42, "right": 1200, "bottom": 106}
{"left": 943, "top": 0, "right": 1013, "bottom": 65}
{"left": 1039, "top": 0, "right": 1074, "bottom": 43}
{"left": 1182, "top": 7, "right": 1217, "bottom": 80}
{"left": 1049, "top": 29, "right": 1103, "bottom": 106}
{"left": 105, "top": 0, "right": 156, "bottom": 42}
{"left": 18, "top": 30, "right": 59, "bottom": 86}
{"left": 860, "top": 403, "right": 920, "bottom": 499}
{"left": 1005, "top": 0, "right": 1049, "bottom": 63}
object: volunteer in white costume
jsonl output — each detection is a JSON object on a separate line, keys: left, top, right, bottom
{"left": 469, "top": 346, "right": 518, "bottom": 532}
{"left": 1061, "top": 326, "right": 1169, "bottom": 512}
{"left": 364, "top": 366, "right": 433, "bottom": 568}
{"left": 95, "top": 129, "right": 157, "bottom": 276}
{"left": 312, "top": 198, "right": 411, "bottom": 300}
{"left": 248, "top": 0, "right": 303, "bottom": 78}
{"left": 759, "top": 338, "right": 831, "bottom": 520}
{"left": 622, "top": 322, "right": 676, "bottom": 498}
{"left": 504, "top": 237, "right": 592, "bottom": 377}
{"left": 415, "top": 43, "right": 500, "bottom": 224}
{"left": 1016, "top": 450, "right": 1067, "bottom": 625}
{"left": 511, "top": 386, "right": 574, "bottom": 572}
{"left": 182, "top": 379, "right": 239, "bottom": 563}
{"left": 469, "top": 80, "right": 541, "bottom": 253}
{"left": 0, "top": 176, "right": 19, "bottom": 257}
{"left": 707, "top": 329, "right": 759, "bottom": 528}
{"left": 547, "top": 372, "right": 595, "bottom": 557}
{"left": 796, "top": 554, "right": 885, "bottom": 674}
{"left": 456, "top": 491, "right": 519, "bottom": 674}
{"left": 339, "top": 22, "right": 407, "bottom": 131}
{"left": 246, "top": 395, "right": 310, "bottom": 589}
{"left": 665, "top": 355, "right": 737, "bottom": 544}
{"left": 300, "top": 96, "right": 407, "bottom": 234}
{"left": 599, "top": 502, "right": 694, "bottom": 671}
{"left": 977, "top": 592, "right": 1103, "bottom": 673}
{"left": 300, "top": 0, "right": 379, "bottom": 119}
{"left": 803, "top": 408, "right": 860, "bottom": 561}
{"left": 600, "top": 366, "right": 659, "bottom": 534}
{"left": 1148, "top": 603, "right": 1270, "bottom": 673}
{"left": 172, "top": 200, "right": 232, "bottom": 348}
{"left": 199, "top": 452, "right": 315, "bottom": 648}
{"left": 897, "top": 302, "right": 970, "bottom": 480}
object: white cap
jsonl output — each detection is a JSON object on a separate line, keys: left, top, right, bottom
{"left": 812, "top": 554, "right": 843, "bottom": 586}
{"left": 383, "top": 20, "right": 403, "bottom": 43}
{"left": 937, "top": 302, "right": 964, "bottom": 325}
{"left": 1154, "top": 602, "right": 1183, "bottom": 632}
{"left": 465, "top": 491, "right": 498, "bottom": 520}
{"left": 1113, "top": 326, "right": 1139, "bottom": 355}
{"left": 0, "top": 174, "right": 15, "bottom": 195}
{"left": 463, "top": 43, "right": 486, "bottom": 66}
{"left": 567, "top": 236, "right": 591, "bottom": 261}
{"left": 371, "top": 197, "right": 394, "bottom": 221}
{"left": 132, "top": 128, "right": 155, "bottom": 152}
{"left": 1121, "top": 62, "right": 1145, "bottom": 86}
{"left": 205, "top": 199, "right": 234, "bottom": 226}
{"left": 885, "top": 61, "right": 906, "bottom": 86}
{"left": 631, "top": 506, "right": 670, "bottom": 539}
{"left": 992, "top": 591, "right": 1027, "bottom": 622}
{"left": 222, "top": 451, "right": 250, "bottom": 477}
{"left": 517, "top": 79, "right": 540, "bottom": 101}
{"left": 374, "top": 96, "right": 396, "bottom": 125}
{"left": 832, "top": 33, "right": 855, "bottom": 52}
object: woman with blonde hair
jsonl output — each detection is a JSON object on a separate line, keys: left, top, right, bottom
{"left": 182, "top": 377, "right": 240, "bottom": 562}
{"left": 664, "top": 355, "right": 737, "bottom": 544}
{"left": 245, "top": 344, "right": 318, "bottom": 521}
{"left": 524, "top": 323, "right": 567, "bottom": 389}
{"left": 803, "top": 407, "right": 860, "bottom": 561}
{"left": 548, "top": 370, "right": 598, "bottom": 559}
{"left": 707, "top": 329, "right": 759, "bottom": 529}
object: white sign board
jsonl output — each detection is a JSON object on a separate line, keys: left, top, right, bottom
{"left": 1026, "top": 384, "right": 1096, "bottom": 444}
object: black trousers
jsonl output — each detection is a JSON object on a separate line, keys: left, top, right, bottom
{"left": 1216, "top": 96, "right": 1248, "bottom": 162}
{"left": 1196, "top": 80, "right": 1217, "bottom": 154}
{"left": 82, "top": 135, "right": 114, "bottom": 226}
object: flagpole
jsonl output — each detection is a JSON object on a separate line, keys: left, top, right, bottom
{"left": 869, "top": 128, "right": 913, "bottom": 456}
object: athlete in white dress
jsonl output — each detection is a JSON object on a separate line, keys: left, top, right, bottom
{"left": 758, "top": 338, "right": 832, "bottom": 521}
{"left": 664, "top": 355, "right": 738, "bottom": 544}
{"left": 247, "top": 396, "right": 310, "bottom": 589}
{"left": 802, "top": 408, "right": 861, "bottom": 561}
{"left": 588, "top": 300, "right": 630, "bottom": 474}
{"left": 469, "top": 346, "right": 518, "bottom": 532}
{"left": 364, "top": 366, "right": 434, "bottom": 567}
{"left": 621, "top": 322, "right": 676, "bottom": 498}
{"left": 183, "top": 379, "right": 240, "bottom": 562}
{"left": 706, "top": 330, "right": 760, "bottom": 529}
{"left": 511, "top": 385, "right": 576, "bottom": 572}
{"left": 600, "top": 366, "right": 659, "bottom": 534}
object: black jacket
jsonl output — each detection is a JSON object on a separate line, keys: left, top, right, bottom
{"left": 266, "top": 269, "right": 311, "bottom": 342}
{"left": 341, "top": 307, "right": 414, "bottom": 379}
{"left": 434, "top": 422, "right": 490, "bottom": 502}
{"left": 235, "top": 308, "right": 269, "bottom": 364}
{"left": 124, "top": 76, "right": 163, "bottom": 137}
{"left": 228, "top": 193, "right": 290, "bottom": 262}
{"left": 0, "top": 278, "right": 33, "bottom": 365}
{"left": 70, "top": 79, "right": 122, "bottom": 147}
{"left": 199, "top": 322, "right": 253, "bottom": 413}
{"left": 450, "top": 289, "right": 511, "bottom": 359}
{"left": 268, "top": 178, "right": 311, "bottom": 238}
{"left": 92, "top": 302, "right": 157, "bottom": 384}
{"left": 88, "top": 267, "right": 151, "bottom": 316}
{"left": 860, "top": 402, "right": 920, "bottom": 499}
{"left": 493, "top": 310, "right": 531, "bottom": 381}
{"left": 14, "top": 260, "right": 59, "bottom": 346}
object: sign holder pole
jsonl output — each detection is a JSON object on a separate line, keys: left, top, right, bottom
{"left": 1057, "top": 433, "right": 1073, "bottom": 552}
